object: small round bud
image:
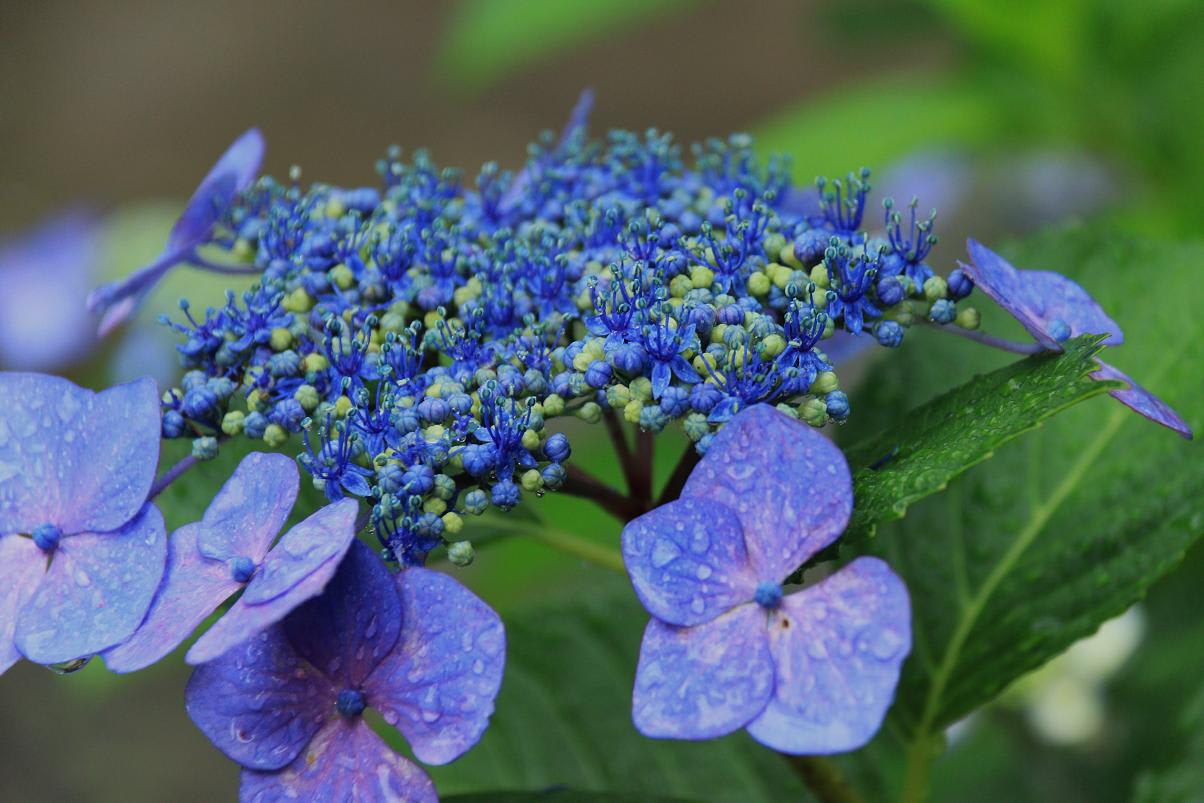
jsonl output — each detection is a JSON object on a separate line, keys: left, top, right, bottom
{"left": 690, "top": 265, "right": 715, "bottom": 289}
{"left": 875, "top": 320, "right": 905, "bottom": 348}
{"left": 462, "top": 489, "right": 489, "bottom": 515}
{"left": 423, "top": 498, "right": 447, "bottom": 516}
{"left": 520, "top": 469, "right": 544, "bottom": 492}
{"left": 221, "top": 410, "right": 246, "bottom": 436}
{"left": 244, "top": 411, "right": 269, "bottom": 439}
{"left": 825, "top": 391, "right": 850, "bottom": 422}
{"left": 447, "top": 540, "right": 475, "bottom": 567}
{"left": 811, "top": 371, "right": 840, "bottom": 395}
{"left": 810, "top": 264, "right": 829, "bottom": 289}
{"left": 541, "top": 463, "right": 567, "bottom": 490}
{"left": 262, "top": 424, "right": 289, "bottom": 448}
{"left": 629, "top": 377, "right": 653, "bottom": 402}
{"left": 800, "top": 397, "right": 828, "bottom": 427}
{"left": 606, "top": 384, "right": 632, "bottom": 409}
{"left": 623, "top": 399, "right": 643, "bottom": 424}
{"left": 747, "top": 271, "right": 771, "bottom": 296}
{"left": 32, "top": 523, "right": 62, "bottom": 552}
{"left": 544, "top": 432, "right": 571, "bottom": 463}
{"left": 162, "top": 409, "right": 186, "bottom": 439}
{"left": 929, "top": 298, "right": 957, "bottom": 325}
{"left": 955, "top": 307, "right": 981, "bottom": 330}
{"left": 947, "top": 268, "right": 974, "bottom": 299}
{"left": 876, "top": 277, "right": 905, "bottom": 307}
{"left": 294, "top": 384, "right": 320, "bottom": 412}
{"left": 1048, "top": 318, "right": 1072, "bottom": 342}
{"left": 923, "top": 276, "right": 948, "bottom": 302}
{"left": 577, "top": 401, "right": 602, "bottom": 424}
{"left": 759, "top": 334, "right": 786, "bottom": 358}
{"left": 269, "top": 327, "right": 293, "bottom": 351}
{"left": 192, "top": 436, "right": 220, "bottom": 461}
{"left": 329, "top": 263, "right": 355, "bottom": 290}
{"left": 441, "top": 512, "right": 464, "bottom": 535}
{"left": 228, "top": 555, "right": 256, "bottom": 584}
{"left": 542, "top": 394, "right": 565, "bottom": 417}
{"left": 520, "top": 428, "right": 541, "bottom": 451}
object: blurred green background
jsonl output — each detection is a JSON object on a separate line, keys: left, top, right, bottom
{"left": 1, "top": 1, "right": 1201, "bottom": 800}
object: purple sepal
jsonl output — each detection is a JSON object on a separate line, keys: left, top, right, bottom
{"left": 746, "top": 557, "right": 911, "bottom": 754}
{"left": 103, "top": 521, "right": 241, "bottom": 673}
{"left": 498, "top": 90, "right": 593, "bottom": 215}
{"left": 87, "top": 128, "right": 264, "bottom": 335}
{"left": 622, "top": 497, "right": 757, "bottom": 627}
{"left": 185, "top": 499, "right": 359, "bottom": 665}
{"left": 185, "top": 626, "right": 334, "bottom": 771}
{"left": 284, "top": 539, "right": 402, "bottom": 688}
{"left": 964, "top": 239, "right": 1123, "bottom": 349}
{"left": 238, "top": 720, "right": 437, "bottom": 803}
{"left": 168, "top": 128, "right": 265, "bottom": 253}
{"left": 195, "top": 452, "right": 299, "bottom": 562}
{"left": 632, "top": 605, "right": 774, "bottom": 740}
{"left": 367, "top": 567, "right": 506, "bottom": 765}
{"left": 682, "top": 404, "right": 852, "bottom": 580}
{"left": 0, "top": 374, "right": 160, "bottom": 536}
{"left": 1092, "top": 361, "right": 1193, "bottom": 440}
{"left": 0, "top": 534, "right": 44, "bottom": 675}
{"left": 15, "top": 504, "right": 167, "bottom": 664}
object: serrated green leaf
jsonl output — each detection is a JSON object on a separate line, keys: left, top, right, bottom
{"left": 435, "top": 0, "right": 702, "bottom": 95}
{"left": 420, "top": 574, "right": 806, "bottom": 801}
{"left": 842, "top": 335, "right": 1116, "bottom": 543}
{"left": 841, "top": 227, "right": 1202, "bottom": 799}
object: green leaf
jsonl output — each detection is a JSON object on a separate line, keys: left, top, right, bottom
{"left": 752, "top": 76, "right": 1000, "bottom": 182}
{"left": 435, "top": 0, "right": 702, "bottom": 95}
{"left": 421, "top": 574, "right": 807, "bottom": 801}
{"left": 842, "top": 335, "right": 1116, "bottom": 543}
{"left": 1130, "top": 638, "right": 1204, "bottom": 801}
{"left": 841, "top": 227, "right": 1202, "bottom": 799}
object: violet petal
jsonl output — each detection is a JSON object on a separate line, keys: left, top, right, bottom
{"left": 168, "top": 128, "right": 266, "bottom": 253}
{"left": 746, "top": 557, "right": 911, "bottom": 754}
{"left": 284, "top": 539, "right": 402, "bottom": 688}
{"left": 632, "top": 604, "right": 774, "bottom": 740}
{"left": 238, "top": 719, "right": 437, "bottom": 803}
{"left": 185, "top": 626, "right": 334, "bottom": 771}
{"left": 1093, "top": 361, "right": 1193, "bottom": 440}
{"left": 0, "top": 533, "right": 45, "bottom": 675}
{"left": 103, "top": 521, "right": 242, "bottom": 673}
{"left": 621, "top": 497, "right": 758, "bottom": 627}
{"left": 185, "top": 499, "right": 359, "bottom": 665}
{"left": 367, "top": 567, "right": 505, "bottom": 766}
{"left": 15, "top": 504, "right": 167, "bottom": 664}
{"left": 682, "top": 404, "right": 853, "bottom": 581}
{"left": 0, "top": 374, "right": 159, "bottom": 536}
{"left": 196, "top": 452, "right": 299, "bottom": 563}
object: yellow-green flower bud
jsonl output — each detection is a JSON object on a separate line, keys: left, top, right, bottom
{"left": 329, "top": 263, "right": 355, "bottom": 290}
{"left": 629, "top": 376, "right": 653, "bottom": 402}
{"left": 221, "top": 410, "right": 245, "bottom": 436}
{"left": 423, "top": 498, "right": 447, "bottom": 516}
{"left": 669, "top": 274, "right": 693, "bottom": 298}
{"left": 760, "top": 334, "right": 786, "bottom": 358}
{"left": 543, "top": 394, "right": 565, "bottom": 417}
{"left": 810, "top": 264, "right": 829, "bottom": 289}
{"left": 302, "top": 353, "right": 329, "bottom": 374}
{"left": 442, "top": 512, "right": 464, "bottom": 536}
{"left": 801, "top": 397, "right": 828, "bottom": 427}
{"left": 623, "top": 399, "right": 644, "bottom": 424}
{"left": 577, "top": 401, "right": 602, "bottom": 424}
{"left": 521, "top": 429, "right": 541, "bottom": 451}
{"left": 263, "top": 424, "right": 289, "bottom": 448}
{"left": 747, "top": 271, "right": 771, "bottom": 296}
{"left": 811, "top": 371, "right": 840, "bottom": 395}
{"left": 923, "top": 276, "right": 948, "bottom": 302}
{"left": 282, "top": 287, "right": 314, "bottom": 313}
{"left": 447, "top": 540, "right": 475, "bottom": 567}
{"left": 269, "top": 327, "right": 293, "bottom": 352}
{"left": 780, "top": 242, "right": 803, "bottom": 269}
{"left": 520, "top": 469, "right": 543, "bottom": 492}
{"left": 956, "top": 307, "right": 981, "bottom": 330}
{"left": 690, "top": 265, "right": 715, "bottom": 289}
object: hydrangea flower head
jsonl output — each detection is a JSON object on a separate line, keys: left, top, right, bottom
{"left": 87, "top": 128, "right": 265, "bottom": 336}
{"left": 964, "top": 239, "right": 1191, "bottom": 439}
{"left": 0, "top": 373, "right": 165, "bottom": 671}
{"left": 105, "top": 451, "right": 360, "bottom": 671}
{"left": 185, "top": 539, "right": 505, "bottom": 801}
{"left": 621, "top": 404, "right": 911, "bottom": 753}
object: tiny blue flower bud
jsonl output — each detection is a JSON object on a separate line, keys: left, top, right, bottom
{"left": 228, "top": 555, "right": 256, "bottom": 584}
{"left": 336, "top": 688, "right": 367, "bottom": 718}
{"left": 162, "top": 409, "right": 186, "bottom": 439}
{"left": 447, "top": 541, "right": 475, "bottom": 567}
{"left": 875, "top": 320, "right": 905, "bottom": 348}
{"left": 402, "top": 465, "right": 435, "bottom": 495}
{"left": 181, "top": 386, "right": 219, "bottom": 420}
{"left": 947, "top": 267, "right": 974, "bottom": 300}
{"left": 192, "top": 436, "right": 220, "bottom": 460}
{"left": 417, "top": 397, "right": 450, "bottom": 424}
{"left": 876, "top": 276, "right": 905, "bottom": 307}
{"left": 491, "top": 479, "right": 521, "bottom": 510}
{"left": 824, "top": 391, "right": 850, "bottom": 422}
{"left": 462, "top": 489, "right": 489, "bottom": 515}
{"left": 1048, "top": 318, "right": 1072, "bottom": 342}
{"left": 541, "top": 463, "right": 567, "bottom": 490}
{"left": 244, "top": 411, "right": 268, "bottom": 439}
{"left": 585, "top": 359, "right": 612, "bottom": 388}
{"left": 929, "top": 298, "right": 957, "bottom": 325}
{"left": 543, "top": 432, "right": 571, "bottom": 463}
{"left": 32, "top": 523, "right": 62, "bottom": 552}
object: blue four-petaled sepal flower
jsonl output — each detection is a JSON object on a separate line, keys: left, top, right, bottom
{"left": 185, "top": 538, "right": 505, "bottom": 801}
{"left": 104, "top": 451, "right": 361, "bottom": 672}
{"left": 963, "top": 239, "right": 1192, "bottom": 439}
{"left": 621, "top": 404, "right": 911, "bottom": 753}
{"left": 0, "top": 373, "right": 165, "bottom": 673}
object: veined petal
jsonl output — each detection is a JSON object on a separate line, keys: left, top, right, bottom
{"left": 103, "top": 522, "right": 241, "bottom": 673}
{"left": 168, "top": 128, "right": 266, "bottom": 253}
{"left": 185, "top": 626, "right": 333, "bottom": 771}
{"left": 185, "top": 499, "right": 359, "bottom": 665}
{"left": 746, "top": 557, "right": 910, "bottom": 754}
{"left": 0, "top": 533, "right": 45, "bottom": 675}
{"left": 15, "top": 504, "right": 167, "bottom": 664}
{"left": 632, "top": 604, "right": 774, "bottom": 740}
{"left": 0, "top": 374, "right": 159, "bottom": 536}
{"left": 238, "top": 719, "right": 436, "bottom": 803}
{"left": 1093, "top": 361, "right": 1193, "bottom": 440}
{"left": 621, "top": 497, "right": 757, "bottom": 627}
{"left": 196, "top": 451, "right": 299, "bottom": 562}
{"left": 367, "top": 568, "right": 505, "bottom": 766}
{"left": 683, "top": 404, "right": 853, "bottom": 581}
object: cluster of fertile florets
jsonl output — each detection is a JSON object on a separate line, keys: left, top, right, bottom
{"left": 158, "top": 129, "right": 978, "bottom": 565}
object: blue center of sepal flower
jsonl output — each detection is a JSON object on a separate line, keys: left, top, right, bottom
{"left": 336, "top": 688, "right": 367, "bottom": 718}
{"left": 228, "top": 555, "right": 256, "bottom": 584}
{"left": 31, "top": 523, "right": 62, "bottom": 552}
{"left": 754, "top": 581, "right": 784, "bottom": 610}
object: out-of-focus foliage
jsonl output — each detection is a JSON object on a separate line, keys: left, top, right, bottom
{"left": 436, "top": 0, "right": 703, "bottom": 94}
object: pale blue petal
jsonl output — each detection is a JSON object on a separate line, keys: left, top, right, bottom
{"left": 0, "top": 374, "right": 159, "bottom": 536}
{"left": 238, "top": 720, "right": 437, "bottom": 803}
{"left": 168, "top": 128, "right": 266, "bottom": 252}
{"left": 185, "top": 499, "right": 359, "bottom": 665}
{"left": 621, "top": 497, "right": 757, "bottom": 627}
{"left": 1093, "top": 361, "right": 1193, "bottom": 440}
{"left": 0, "top": 533, "right": 45, "bottom": 675}
{"left": 746, "top": 557, "right": 911, "bottom": 754}
{"left": 196, "top": 452, "right": 299, "bottom": 562}
{"left": 683, "top": 404, "right": 853, "bottom": 581}
{"left": 15, "top": 504, "right": 167, "bottom": 664}
{"left": 367, "top": 568, "right": 505, "bottom": 765}
{"left": 632, "top": 604, "right": 774, "bottom": 740}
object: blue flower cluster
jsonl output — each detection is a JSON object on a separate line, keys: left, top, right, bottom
{"left": 127, "top": 102, "right": 978, "bottom": 567}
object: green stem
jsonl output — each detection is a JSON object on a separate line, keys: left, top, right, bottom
{"left": 472, "top": 517, "right": 626, "bottom": 575}
{"left": 785, "top": 756, "right": 865, "bottom": 803}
